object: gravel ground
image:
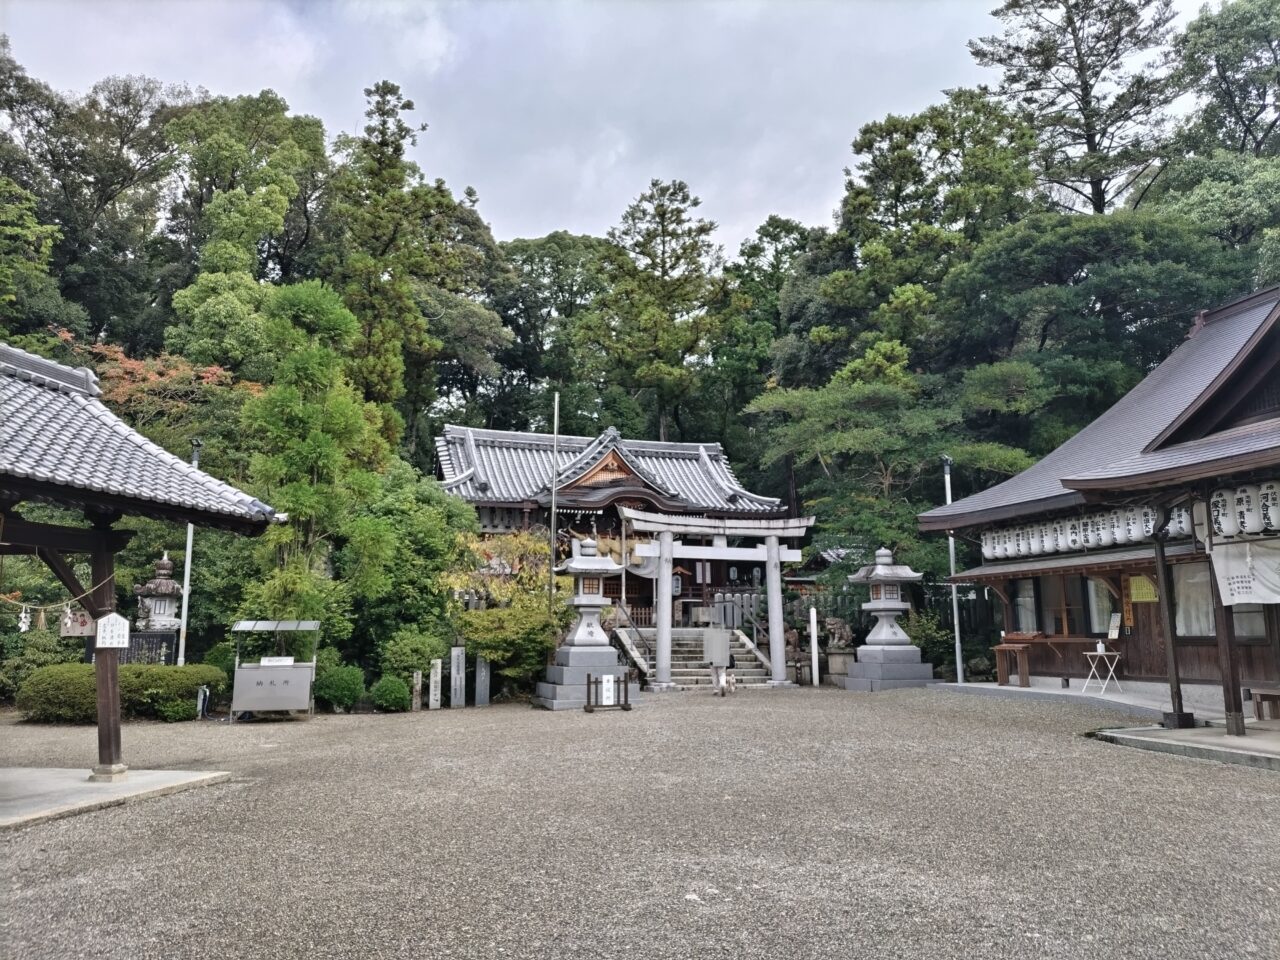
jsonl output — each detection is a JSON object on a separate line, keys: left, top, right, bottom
{"left": 2, "top": 687, "right": 1278, "bottom": 960}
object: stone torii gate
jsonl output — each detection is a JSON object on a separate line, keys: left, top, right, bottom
{"left": 619, "top": 507, "right": 815, "bottom": 689}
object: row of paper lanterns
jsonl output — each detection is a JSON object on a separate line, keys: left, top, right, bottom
{"left": 981, "top": 482, "right": 1280, "bottom": 560}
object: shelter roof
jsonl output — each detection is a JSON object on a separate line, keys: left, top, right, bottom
{"left": 0, "top": 343, "right": 279, "bottom": 533}
{"left": 435, "top": 424, "right": 782, "bottom": 515}
{"left": 919, "top": 287, "right": 1280, "bottom": 531}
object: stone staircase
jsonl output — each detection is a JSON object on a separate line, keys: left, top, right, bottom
{"left": 622, "top": 628, "right": 772, "bottom": 689}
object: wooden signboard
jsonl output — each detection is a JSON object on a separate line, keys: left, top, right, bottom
{"left": 95, "top": 612, "right": 130, "bottom": 649}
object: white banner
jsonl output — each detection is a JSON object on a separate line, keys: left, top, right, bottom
{"left": 1210, "top": 539, "right": 1280, "bottom": 605}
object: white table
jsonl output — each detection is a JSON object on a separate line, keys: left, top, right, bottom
{"left": 1081, "top": 650, "right": 1123, "bottom": 695}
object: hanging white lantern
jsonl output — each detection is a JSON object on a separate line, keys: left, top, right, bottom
{"left": 1260, "top": 480, "right": 1280, "bottom": 531}
{"left": 1109, "top": 509, "right": 1129, "bottom": 545}
{"left": 981, "top": 531, "right": 995, "bottom": 561}
{"left": 1096, "top": 513, "right": 1115, "bottom": 548}
{"left": 1235, "top": 484, "right": 1264, "bottom": 535}
{"left": 1014, "top": 526, "right": 1032, "bottom": 557}
{"left": 1211, "top": 488, "right": 1239, "bottom": 537}
{"left": 1065, "top": 518, "right": 1083, "bottom": 551}
{"left": 1192, "top": 500, "right": 1211, "bottom": 544}
{"left": 1168, "top": 505, "right": 1192, "bottom": 538}
{"left": 993, "top": 529, "right": 1009, "bottom": 559}
{"left": 1080, "top": 516, "right": 1096, "bottom": 548}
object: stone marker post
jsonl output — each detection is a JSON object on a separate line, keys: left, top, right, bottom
{"left": 475, "top": 656, "right": 490, "bottom": 706}
{"left": 429, "top": 658, "right": 442, "bottom": 710}
{"left": 412, "top": 670, "right": 423, "bottom": 711}
{"left": 449, "top": 645, "right": 466, "bottom": 708}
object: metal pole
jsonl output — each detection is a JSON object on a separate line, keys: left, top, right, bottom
{"left": 943, "top": 456, "right": 964, "bottom": 684}
{"left": 548, "top": 393, "right": 559, "bottom": 613}
{"left": 809, "top": 605, "right": 819, "bottom": 687}
{"left": 176, "top": 438, "right": 202, "bottom": 667}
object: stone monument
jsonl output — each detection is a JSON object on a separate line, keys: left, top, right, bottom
{"left": 133, "top": 552, "right": 182, "bottom": 631}
{"left": 533, "top": 538, "right": 639, "bottom": 711}
{"left": 841, "top": 547, "right": 938, "bottom": 692}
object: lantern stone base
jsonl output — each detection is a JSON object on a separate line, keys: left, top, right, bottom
{"left": 840, "top": 644, "right": 939, "bottom": 692}
{"left": 532, "top": 645, "right": 640, "bottom": 711}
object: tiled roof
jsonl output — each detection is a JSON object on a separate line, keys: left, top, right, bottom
{"left": 435, "top": 424, "right": 782, "bottom": 514}
{"left": 919, "top": 287, "right": 1280, "bottom": 531}
{"left": 0, "top": 343, "right": 279, "bottom": 532}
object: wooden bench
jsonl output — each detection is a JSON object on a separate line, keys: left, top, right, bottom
{"left": 993, "top": 643, "right": 1031, "bottom": 688}
{"left": 1250, "top": 686, "right": 1280, "bottom": 721}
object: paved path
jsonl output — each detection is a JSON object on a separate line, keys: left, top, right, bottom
{"left": 2, "top": 688, "right": 1277, "bottom": 959}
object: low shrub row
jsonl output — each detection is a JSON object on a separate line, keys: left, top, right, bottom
{"left": 16, "top": 663, "right": 227, "bottom": 723}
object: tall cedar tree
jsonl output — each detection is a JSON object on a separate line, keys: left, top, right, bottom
{"left": 971, "top": 0, "right": 1178, "bottom": 213}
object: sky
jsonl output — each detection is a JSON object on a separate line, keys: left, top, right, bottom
{"left": 0, "top": 0, "right": 1207, "bottom": 250}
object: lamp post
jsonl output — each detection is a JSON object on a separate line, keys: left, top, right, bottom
{"left": 176, "top": 438, "right": 201, "bottom": 666}
{"left": 943, "top": 455, "right": 964, "bottom": 684}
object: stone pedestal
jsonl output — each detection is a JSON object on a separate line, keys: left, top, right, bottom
{"left": 840, "top": 644, "right": 939, "bottom": 692}
{"left": 825, "top": 649, "right": 856, "bottom": 686}
{"left": 532, "top": 646, "right": 640, "bottom": 711}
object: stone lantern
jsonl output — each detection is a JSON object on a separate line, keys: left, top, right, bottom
{"left": 841, "top": 547, "right": 938, "bottom": 692}
{"left": 533, "top": 538, "right": 638, "bottom": 710}
{"left": 134, "top": 552, "right": 182, "bottom": 632}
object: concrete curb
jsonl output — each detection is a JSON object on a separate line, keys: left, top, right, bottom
{"left": 1094, "top": 728, "right": 1280, "bottom": 773}
{"left": 1, "top": 769, "right": 232, "bottom": 831}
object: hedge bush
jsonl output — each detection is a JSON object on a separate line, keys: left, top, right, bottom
{"left": 16, "top": 663, "right": 97, "bottom": 722}
{"left": 16, "top": 663, "right": 227, "bottom": 723}
{"left": 314, "top": 664, "right": 364, "bottom": 711}
{"left": 370, "top": 675, "right": 410, "bottom": 712}
{"left": 379, "top": 627, "right": 447, "bottom": 685}
{"left": 202, "top": 641, "right": 236, "bottom": 683}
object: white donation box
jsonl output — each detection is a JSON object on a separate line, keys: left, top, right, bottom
{"left": 231, "top": 658, "right": 315, "bottom": 715}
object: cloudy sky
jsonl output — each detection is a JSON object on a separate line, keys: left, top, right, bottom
{"left": 0, "top": 0, "right": 1204, "bottom": 249}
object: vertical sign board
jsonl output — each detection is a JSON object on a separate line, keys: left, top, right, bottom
{"left": 600, "top": 673, "right": 616, "bottom": 706}
{"left": 474, "top": 656, "right": 490, "bottom": 707}
{"left": 95, "top": 612, "right": 130, "bottom": 649}
{"left": 449, "top": 646, "right": 466, "bottom": 708}
{"left": 428, "top": 658, "right": 442, "bottom": 710}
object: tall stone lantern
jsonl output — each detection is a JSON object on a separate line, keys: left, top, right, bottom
{"left": 841, "top": 547, "right": 938, "bottom": 692}
{"left": 134, "top": 552, "right": 182, "bottom": 632}
{"left": 533, "top": 538, "right": 638, "bottom": 710}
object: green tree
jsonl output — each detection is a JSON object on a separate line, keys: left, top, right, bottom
{"left": 576, "top": 179, "right": 722, "bottom": 441}
{"left": 971, "top": 0, "right": 1179, "bottom": 213}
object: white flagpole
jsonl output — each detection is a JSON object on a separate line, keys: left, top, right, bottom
{"left": 548, "top": 393, "right": 560, "bottom": 612}
{"left": 943, "top": 455, "right": 964, "bottom": 684}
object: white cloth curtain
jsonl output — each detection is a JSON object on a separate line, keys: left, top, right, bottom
{"left": 1173, "top": 562, "right": 1215, "bottom": 638}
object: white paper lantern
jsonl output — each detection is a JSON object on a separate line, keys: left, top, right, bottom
{"left": 981, "top": 531, "right": 995, "bottom": 560}
{"left": 1192, "top": 500, "right": 1210, "bottom": 544}
{"left": 1015, "top": 526, "right": 1033, "bottom": 557}
{"left": 1235, "top": 484, "right": 1264, "bottom": 535}
{"left": 1096, "top": 513, "right": 1115, "bottom": 547}
{"left": 1065, "top": 518, "right": 1083, "bottom": 550}
{"left": 1139, "top": 506, "right": 1156, "bottom": 541}
{"left": 1080, "top": 515, "right": 1097, "bottom": 548}
{"left": 1168, "top": 505, "right": 1192, "bottom": 538}
{"left": 1109, "top": 509, "right": 1129, "bottom": 545}
{"left": 1260, "top": 480, "right": 1280, "bottom": 531}
{"left": 1038, "top": 522, "right": 1057, "bottom": 554}
{"left": 1211, "top": 488, "right": 1239, "bottom": 537}
{"left": 993, "top": 529, "right": 1009, "bottom": 559}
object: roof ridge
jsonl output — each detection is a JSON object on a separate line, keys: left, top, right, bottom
{"left": 1203, "top": 284, "right": 1280, "bottom": 325}
{"left": 0, "top": 342, "right": 100, "bottom": 397}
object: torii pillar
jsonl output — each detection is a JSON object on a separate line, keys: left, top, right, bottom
{"left": 653, "top": 531, "right": 676, "bottom": 690}
{"left": 764, "top": 534, "right": 790, "bottom": 686}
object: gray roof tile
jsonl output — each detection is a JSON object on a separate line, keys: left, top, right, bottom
{"left": 1, "top": 343, "right": 278, "bottom": 530}
{"left": 435, "top": 424, "right": 781, "bottom": 514}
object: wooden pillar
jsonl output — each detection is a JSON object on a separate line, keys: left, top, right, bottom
{"left": 1151, "top": 515, "right": 1193, "bottom": 728}
{"left": 89, "top": 527, "right": 126, "bottom": 779}
{"left": 1209, "top": 563, "right": 1246, "bottom": 736}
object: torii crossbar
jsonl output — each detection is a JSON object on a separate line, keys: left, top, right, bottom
{"left": 618, "top": 508, "right": 815, "bottom": 688}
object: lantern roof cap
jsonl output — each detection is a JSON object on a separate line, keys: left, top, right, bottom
{"left": 848, "top": 547, "right": 923, "bottom": 584}
{"left": 555, "top": 537, "right": 622, "bottom": 575}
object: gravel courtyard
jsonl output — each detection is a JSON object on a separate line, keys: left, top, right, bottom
{"left": 3, "top": 687, "right": 1277, "bottom": 960}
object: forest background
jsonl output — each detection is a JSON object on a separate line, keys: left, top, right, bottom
{"left": 2, "top": 0, "right": 1278, "bottom": 690}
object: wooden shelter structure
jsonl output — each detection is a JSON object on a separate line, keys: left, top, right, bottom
{"left": 0, "top": 343, "right": 280, "bottom": 777}
{"left": 919, "top": 288, "right": 1280, "bottom": 734}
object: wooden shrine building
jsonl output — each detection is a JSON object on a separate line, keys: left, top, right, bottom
{"left": 0, "top": 343, "right": 280, "bottom": 776}
{"left": 919, "top": 287, "right": 1280, "bottom": 734}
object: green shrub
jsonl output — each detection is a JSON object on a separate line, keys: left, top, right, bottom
{"left": 119, "top": 664, "right": 227, "bottom": 722}
{"left": 379, "top": 627, "right": 447, "bottom": 685}
{"left": 0, "top": 629, "right": 84, "bottom": 703}
{"left": 202, "top": 641, "right": 236, "bottom": 683}
{"left": 314, "top": 664, "right": 364, "bottom": 711}
{"left": 370, "top": 675, "right": 410, "bottom": 712}
{"left": 314, "top": 644, "right": 342, "bottom": 679}
{"left": 17, "top": 663, "right": 228, "bottom": 724}
{"left": 16, "top": 663, "right": 98, "bottom": 722}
